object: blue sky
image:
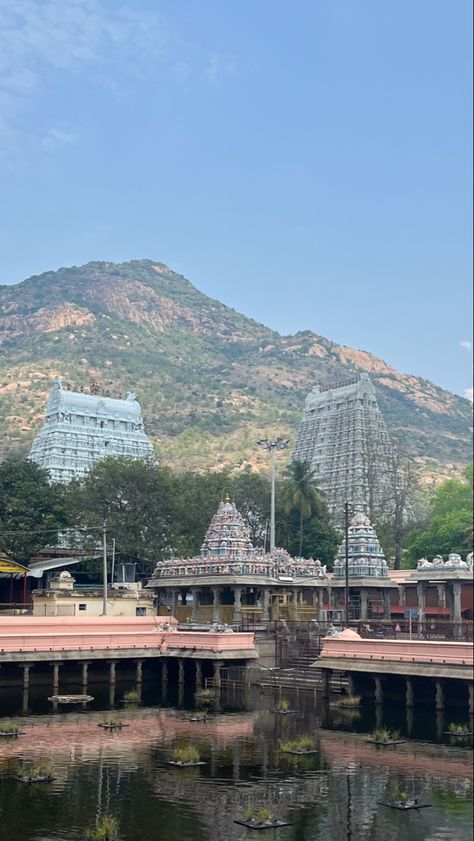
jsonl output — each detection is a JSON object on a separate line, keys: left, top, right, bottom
{"left": 0, "top": 0, "right": 472, "bottom": 400}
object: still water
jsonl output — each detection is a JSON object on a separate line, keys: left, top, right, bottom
{"left": 0, "top": 681, "right": 472, "bottom": 841}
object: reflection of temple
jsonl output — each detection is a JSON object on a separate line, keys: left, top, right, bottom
{"left": 29, "top": 379, "right": 154, "bottom": 483}
{"left": 148, "top": 498, "right": 328, "bottom": 623}
{"left": 293, "top": 374, "right": 394, "bottom": 523}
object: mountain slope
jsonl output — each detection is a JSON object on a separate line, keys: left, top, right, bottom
{"left": 0, "top": 259, "right": 471, "bottom": 478}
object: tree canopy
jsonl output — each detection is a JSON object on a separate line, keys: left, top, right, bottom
{"left": 0, "top": 459, "right": 67, "bottom": 563}
{"left": 404, "top": 465, "right": 473, "bottom": 564}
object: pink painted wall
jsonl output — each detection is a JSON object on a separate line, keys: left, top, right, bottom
{"left": 321, "top": 636, "right": 473, "bottom": 666}
{"left": 0, "top": 616, "right": 255, "bottom": 654}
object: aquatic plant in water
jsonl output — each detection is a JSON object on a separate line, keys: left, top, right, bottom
{"left": 448, "top": 723, "right": 471, "bottom": 735}
{"left": 0, "top": 720, "right": 20, "bottom": 735}
{"left": 332, "top": 694, "right": 361, "bottom": 708}
{"left": 85, "top": 814, "right": 120, "bottom": 841}
{"left": 371, "top": 728, "right": 400, "bottom": 743}
{"left": 280, "top": 735, "right": 315, "bottom": 752}
{"left": 195, "top": 688, "right": 215, "bottom": 710}
{"left": 171, "top": 744, "right": 201, "bottom": 764}
{"left": 122, "top": 689, "right": 139, "bottom": 703}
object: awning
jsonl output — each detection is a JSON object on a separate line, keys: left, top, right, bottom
{"left": 0, "top": 557, "right": 29, "bottom": 575}
{"left": 26, "top": 556, "right": 97, "bottom": 578}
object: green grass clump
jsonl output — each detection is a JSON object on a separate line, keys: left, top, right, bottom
{"left": 102, "top": 717, "right": 122, "bottom": 727}
{"left": 85, "top": 814, "right": 120, "bottom": 841}
{"left": 335, "top": 694, "right": 361, "bottom": 708}
{"left": 122, "top": 689, "right": 139, "bottom": 703}
{"left": 0, "top": 720, "right": 20, "bottom": 735}
{"left": 18, "top": 761, "right": 54, "bottom": 779}
{"left": 280, "top": 735, "right": 315, "bottom": 753}
{"left": 195, "top": 688, "right": 215, "bottom": 710}
{"left": 448, "top": 722, "right": 471, "bottom": 735}
{"left": 255, "top": 808, "right": 272, "bottom": 824}
{"left": 172, "top": 743, "right": 201, "bottom": 764}
{"left": 371, "top": 728, "right": 400, "bottom": 743}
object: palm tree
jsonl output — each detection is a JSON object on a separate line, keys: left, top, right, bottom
{"left": 283, "top": 460, "right": 321, "bottom": 556}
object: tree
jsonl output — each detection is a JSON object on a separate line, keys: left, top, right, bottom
{"left": 374, "top": 449, "right": 418, "bottom": 569}
{"left": 404, "top": 465, "right": 473, "bottom": 564}
{"left": 65, "top": 458, "right": 180, "bottom": 568}
{"left": 282, "top": 460, "right": 326, "bottom": 557}
{"left": 0, "top": 459, "right": 67, "bottom": 563}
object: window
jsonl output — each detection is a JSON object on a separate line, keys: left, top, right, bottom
{"left": 136, "top": 607, "right": 146, "bottom": 616}
{"left": 78, "top": 603, "right": 87, "bottom": 611}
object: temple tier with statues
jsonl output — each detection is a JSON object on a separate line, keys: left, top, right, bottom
{"left": 148, "top": 497, "right": 327, "bottom": 625}
{"left": 148, "top": 502, "right": 473, "bottom": 626}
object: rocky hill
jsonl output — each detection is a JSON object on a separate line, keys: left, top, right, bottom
{"left": 0, "top": 259, "right": 471, "bottom": 479}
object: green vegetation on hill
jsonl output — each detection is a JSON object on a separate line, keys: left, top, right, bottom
{"left": 0, "top": 259, "right": 471, "bottom": 477}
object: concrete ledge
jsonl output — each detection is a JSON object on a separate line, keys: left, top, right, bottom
{"left": 0, "top": 647, "right": 257, "bottom": 664}
{"left": 314, "top": 657, "right": 472, "bottom": 681}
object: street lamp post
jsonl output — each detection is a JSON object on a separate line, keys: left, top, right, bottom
{"left": 344, "top": 500, "right": 350, "bottom": 628}
{"left": 257, "top": 438, "right": 289, "bottom": 552}
{"left": 102, "top": 519, "right": 108, "bottom": 616}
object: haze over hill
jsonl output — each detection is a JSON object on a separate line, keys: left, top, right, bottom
{"left": 0, "top": 260, "right": 471, "bottom": 479}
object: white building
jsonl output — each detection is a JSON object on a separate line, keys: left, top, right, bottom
{"left": 29, "top": 379, "right": 154, "bottom": 483}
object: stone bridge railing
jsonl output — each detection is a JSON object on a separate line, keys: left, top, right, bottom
{"left": 321, "top": 630, "right": 473, "bottom": 667}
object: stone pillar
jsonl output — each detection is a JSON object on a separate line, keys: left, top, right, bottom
{"left": 398, "top": 586, "right": 406, "bottom": 607}
{"left": 435, "top": 679, "right": 445, "bottom": 711}
{"left": 375, "top": 703, "right": 383, "bottom": 729}
{"left": 178, "top": 659, "right": 185, "bottom": 685}
{"left": 468, "top": 682, "right": 474, "bottom": 715}
{"left": 52, "top": 662, "right": 60, "bottom": 694}
{"left": 212, "top": 587, "right": 220, "bottom": 623}
{"left": 346, "top": 673, "right": 356, "bottom": 696}
{"left": 81, "top": 662, "right": 89, "bottom": 689}
{"left": 233, "top": 586, "right": 242, "bottom": 625}
{"left": 405, "top": 677, "right": 414, "bottom": 708}
{"left": 161, "top": 660, "right": 168, "bottom": 687}
{"left": 360, "top": 590, "right": 368, "bottom": 621}
{"left": 170, "top": 589, "right": 179, "bottom": 618}
{"left": 417, "top": 583, "right": 425, "bottom": 621}
{"left": 452, "top": 582, "right": 462, "bottom": 623}
{"left": 406, "top": 706, "right": 414, "bottom": 736}
{"left": 213, "top": 660, "right": 223, "bottom": 690}
{"left": 374, "top": 676, "right": 383, "bottom": 705}
{"left": 191, "top": 589, "right": 199, "bottom": 622}
{"left": 136, "top": 660, "right": 143, "bottom": 684}
{"left": 262, "top": 589, "right": 271, "bottom": 622}
{"left": 195, "top": 660, "right": 202, "bottom": 690}
{"left": 437, "top": 583, "right": 446, "bottom": 608}
{"left": 382, "top": 589, "right": 391, "bottom": 621}
{"left": 109, "top": 661, "right": 116, "bottom": 684}
{"left": 22, "top": 664, "right": 31, "bottom": 692}
{"left": 321, "top": 669, "right": 331, "bottom": 700}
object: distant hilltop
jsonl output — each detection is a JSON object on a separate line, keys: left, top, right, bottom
{"left": 0, "top": 259, "right": 471, "bottom": 479}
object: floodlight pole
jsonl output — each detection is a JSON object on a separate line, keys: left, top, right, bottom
{"left": 344, "top": 500, "right": 350, "bottom": 628}
{"left": 102, "top": 519, "right": 108, "bottom": 616}
{"left": 257, "top": 438, "right": 289, "bottom": 553}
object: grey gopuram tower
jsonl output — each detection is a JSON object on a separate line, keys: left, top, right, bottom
{"left": 293, "top": 373, "right": 394, "bottom": 523}
{"left": 29, "top": 379, "right": 154, "bottom": 483}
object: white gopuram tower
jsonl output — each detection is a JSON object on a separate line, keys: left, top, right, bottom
{"left": 293, "top": 373, "right": 394, "bottom": 523}
{"left": 29, "top": 380, "right": 154, "bottom": 483}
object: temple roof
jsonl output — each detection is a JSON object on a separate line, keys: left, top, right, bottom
{"left": 333, "top": 513, "right": 388, "bottom": 578}
{"left": 200, "top": 498, "right": 255, "bottom": 558}
{"left": 46, "top": 379, "right": 144, "bottom": 420}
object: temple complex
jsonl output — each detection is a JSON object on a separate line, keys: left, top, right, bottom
{"left": 148, "top": 497, "right": 327, "bottom": 624}
{"left": 293, "top": 373, "right": 394, "bottom": 523}
{"left": 148, "top": 503, "right": 473, "bottom": 626}
{"left": 29, "top": 379, "right": 154, "bottom": 483}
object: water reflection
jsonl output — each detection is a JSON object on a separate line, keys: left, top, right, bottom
{"left": 0, "top": 684, "right": 471, "bottom": 841}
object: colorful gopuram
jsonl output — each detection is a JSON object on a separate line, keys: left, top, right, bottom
{"left": 148, "top": 497, "right": 327, "bottom": 624}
